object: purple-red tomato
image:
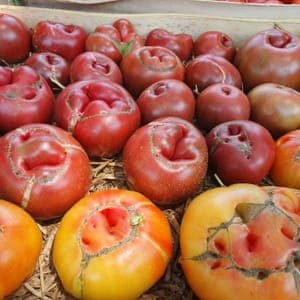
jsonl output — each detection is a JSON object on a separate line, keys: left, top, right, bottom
{"left": 194, "top": 30, "right": 236, "bottom": 62}
{"left": 206, "top": 120, "right": 276, "bottom": 185}
{"left": 70, "top": 51, "right": 123, "bottom": 84}
{"left": 123, "top": 116, "right": 208, "bottom": 206}
{"left": 0, "top": 123, "right": 92, "bottom": 220}
{"left": 32, "top": 20, "right": 88, "bottom": 61}
{"left": 0, "top": 13, "right": 32, "bottom": 64}
{"left": 121, "top": 46, "right": 185, "bottom": 97}
{"left": 234, "top": 28, "right": 300, "bottom": 92}
{"left": 54, "top": 79, "right": 141, "bottom": 158}
{"left": 185, "top": 54, "right": 242, "bottom": 93}
{"left": 196, "top": 83, "right": 250, "bottom": 131}
{"left": 136, "top": 79, "right": 195, "bottom": 124}
{"left": 24, "top": 52, "right": 70, "bottom": 88}
{"left": 145, "top": 28, "right": 193, "bottom": 62}
{"left": 0, "top": 65, "right": 54, "bottom": 133}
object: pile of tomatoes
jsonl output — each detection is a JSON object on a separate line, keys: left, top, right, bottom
{"left": 1, "top": 11, "right": 300, "bottom": 300}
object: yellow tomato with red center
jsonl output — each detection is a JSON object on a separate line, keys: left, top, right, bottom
{"left": 53, "top": 189, "right": 173, "bottom": 300}
{"left": 180, "top": 183, "right": 300, "bottom": 300}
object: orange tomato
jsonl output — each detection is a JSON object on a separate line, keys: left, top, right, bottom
{"left": 0, "top": 199, "right": 42, "bottom": 299}
{"left": 180, "top": 183, "right": 300, "bottom": 300}
{"left": 53, "top": 189, "right": 173, "bottom": 300}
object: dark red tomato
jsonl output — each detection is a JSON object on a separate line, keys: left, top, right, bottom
{"left": 145, "top": 28, "right": 193, "bottom": 62}
{"left": 0, "top": 65, "right": 54, "bottom": 133}
{"left": 0, "top": 13, "right": 32, "bottom": 64}
{"left": 123, "top": 116, "right": 208, "bottom": 206}
{"left": 185, "top": 54, "right": 242, "bottom": 93}
{"left": 32, "top": 21, "right": 88, "bottom": 61}
{"left": 0, "top": 123, "right": 92, "bottom": 220}
{"left": 206, "top": 120, "right": 276, "bottom": 185}
{"left": 121, "top": 46, "right": 185, "bottom": 97}
{"left": 136, "top": 79, "right": 195, "bottom": 124}
{"left": 54, "top": 80, "right": 141, "bottom": 158}
{"left": 85, "top": 18, "right": 144, "bottom": 64}
{"left": 234, "top": 28, "right": 300, "bottom": 92}
{"left": 194, "top": 31, "right": 236, "bottom": 62}
{"left": 196, "top": 83, "right": 250, "bottom": 131}
{"left": 70, "top": 51, "right": 123, "bottom": 85}
{"left": 24, "top": 52, "right": 70, "bottom": 88}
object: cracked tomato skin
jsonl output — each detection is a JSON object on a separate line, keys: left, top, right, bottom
{"left": 123, "top": 116, "right": 208, "bottom": 206}
{"left": 52, "top": 189, "right": 173, "bottom": 300}
{"left": 0, "top": 123, "right": 92, "bottom": 220}
{"left": 0, "top": 199, "right": 42, "bottom": 299}
{"left": 180, "top": 183, "right": 300, "bottom": 300}
{"left": 54, "top": 79, "right": 141, "bottom": 158}
{"left": 0, "top": 65, "right": 55, "bottom": 133}
{"left": 206, "top": 120, "right": 275, "bottom": 185}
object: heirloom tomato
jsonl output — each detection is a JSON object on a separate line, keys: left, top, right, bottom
{"left": 0, "top": 13, "right": 31, "bottom": 64}
{"left": 0, "top": 123, "right": 92, "bottom": 220}
{"left": 53, "top": 189, "right": 173, "bottom": 300}
{"left": 120, "top": 45, "right": 185, "bottom": 97}
{"left": 206, "top": 120, "right": 275, "bottom": 185}
{"left": 0, "top": 65, "right": 54, "bottom": 133}
{"left": 54, "top": 79, "right": 141, "bottom": 158}
{"left": 123, "top": 117, "right": 208, "bottom": 206}
{"left": 0, "top": 199, "right": 42, "bottom": 299}
{"left": 180, "top": 183, "right": 300, "bottom": 300}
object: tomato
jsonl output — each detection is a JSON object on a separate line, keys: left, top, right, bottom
{"left": 194, "top": 31, "right": 236, "bottom": 62}
{"left": 248, "top": 83, "right": 300, "bottom": 138}
{"left": 0, "top": 65, "right": 54, "bottom": 133}
{"left": 270, "top": 130, "right": 300, "bottom": 189}
{"left": 185, "top": 54, "right": 242, "bottom": 93}
{"left": 206, "top": 120, "right": 276, "bottom": 185}
{"left": 32, "top": 20, "right": 88, "bottom": 61}
{"left": 85, "top": 18, "right": 144, "bottom": 64}
{"left": 52, "top": 189, "right": 173, "bottom": 300}
{"left": 123, "top": 117, "right": 208, "bottom": 206}
{"left": 0, "top": 199, "right": 42, "bottom": 299}
{"left": 0, "top": 123, "right": 92, "bottom": 220}
{"left": 196, "top": 83, "right": 250, "bottom": 132}
{"left": 180, "top": 183, "right": 300, "bottom": 300}
{"left": 234, "top": 28, "right": 300, "bottom": 92}
{"left": 145, "top": 28, "right": 193, "bottom": 62}
{"left": 121, "top": 46, "right": 185, "bottom": 97}
{"left": 24, "top": 52, "right": 70, "bottom": 88}
{"left": 0, "top": 13, "right": 32, "bottom": 64}
{"left": 136, "top": 79, "right": 195, "bottom": 124}
{"left": 70, "top": 51, "right": 123, "bottom": 85}
{"left": 54, "top": 79, "right": 141, "bottom": 158}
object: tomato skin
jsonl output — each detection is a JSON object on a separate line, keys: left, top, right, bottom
{"left": 70, "top": 51, "right": 123, "bottom": 84}
{"left": 270, "top": 130, "right": 300, "bottom": 189}
{"left": 0, "top": 65, "right": 55, "bottom": 133}
{"left": 196, "top": 83, "right": 250, "bottom": 132}
{"left": 24, "top": 52, "right": 70, "bottom": 87}
{"left": 136, "top": 79, "right": 195, "bottom": 124}
{"left": 180, "top": 183, "right": 300, "bottom": 300}
{"left": 145, "top": 28, "right": 193, "bottom": 62}
{"left": 185, "top": 54, "right": 242, "bottom": 93}
{"left": 0, "top": 13, "right": 32, "bottom": 64}
{"left": 0, "top": 123, "right": 92, "bottom": 220}
{"left": 234, "top": 28, "right": 300, "bottom": 92}
{"left": 120, "top": 46, "right": 185, "bottom": 97}
{"left": 0, "top": 199, "right": 42, "bottom": 298}
{"left": 123, "top": 116, "right": 208, "bottom": 206}
{"left": 53, "top": 189, "right": 173, "bottom": 300}
{"left": 206, "top": 120, "right": 275, "bottom": 185}
{"left": 194, "top": 31, "right": 236, "bottom": 62}
{"left": 54, "top": 79, "right": 141, "bottom": 158}
{"left": 32, "top": 21, "right": 88, "bottom": 61}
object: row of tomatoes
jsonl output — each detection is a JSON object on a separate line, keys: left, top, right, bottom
{"left": 1, "top": 12, "right": 300, "bottom": 300}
